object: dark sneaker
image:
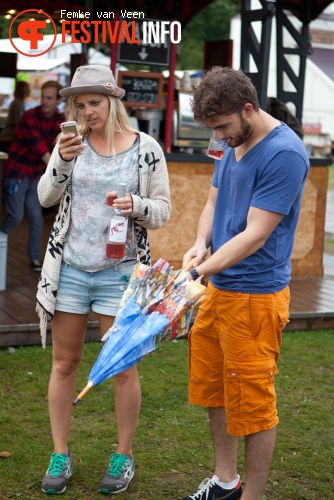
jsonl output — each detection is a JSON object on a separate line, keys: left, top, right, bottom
{"left": 31, "top": 260, "right": 42, "bottom": 272}
{"left": 42, "top": 451, "right": 73, "bottom": 495}
{"left": 99, "top": 453, "right": 134, "bottom": 494}
{"left": 181, "top": 475, "right": 242, "bottom": 500}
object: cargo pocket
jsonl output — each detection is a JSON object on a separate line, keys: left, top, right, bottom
{"left": 276, "top": 287, "right": 290, "bottom": 332}
{"left": 225, "top": 357, "right": 278, "bottom": 419}
{"left": 277, "top": 309, "right": 290, "bottom": 331}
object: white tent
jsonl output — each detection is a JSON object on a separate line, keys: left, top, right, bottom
{"left": 0, "top": 34, "right": 126, "bottom": 97}
{"left": 230, "top": 10, "right": 334, "bottom": 140}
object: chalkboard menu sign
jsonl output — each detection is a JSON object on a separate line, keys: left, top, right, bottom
{"left": 118, "top": 71, "right": 163, "bottom": 109}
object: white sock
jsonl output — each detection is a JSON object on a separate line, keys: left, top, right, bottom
{"left": 212, "top": 473, "right": 240, "bottom": 489}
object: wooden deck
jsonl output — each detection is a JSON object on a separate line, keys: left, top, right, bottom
{"left": 0, "top": 212, "right": 334, "bottom": 347}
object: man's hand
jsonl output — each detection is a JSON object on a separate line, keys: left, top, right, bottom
{"left": 183, "top": 244, "right": 208, "bottom": 269}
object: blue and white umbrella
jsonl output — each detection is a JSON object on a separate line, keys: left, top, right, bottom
{"left": 73, "top": 259, "right": 205, "bottom": 405}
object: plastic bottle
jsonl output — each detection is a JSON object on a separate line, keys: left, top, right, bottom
{"left": 106, "top": 183, "right": 128, "bottom": 259}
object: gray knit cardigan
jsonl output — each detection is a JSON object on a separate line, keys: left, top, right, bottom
{"left": 36, "top": 132, "right": 171, "bottom": 347}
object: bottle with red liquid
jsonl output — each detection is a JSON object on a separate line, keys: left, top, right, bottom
{"left": 106, "top": 183, "right": 128, "bottom": 259}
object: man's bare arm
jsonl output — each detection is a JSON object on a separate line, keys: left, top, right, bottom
{"left": 183, "top": 185, "right": 218, "bottom": 268}
{"left": 192, "top": 206, "right": 284, "bottom": 279}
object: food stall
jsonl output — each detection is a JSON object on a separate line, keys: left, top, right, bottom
{"left": 147, "top": 155, "right": 330, "bottom": 278}
{"left": 116, "top": 68, "right": 330, "bottom": 278}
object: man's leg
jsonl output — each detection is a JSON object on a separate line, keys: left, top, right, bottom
{"left": 188, "top": 283, "right": 240, "bottom": 483}
{"left": 216, "top": 289, "right": 289, "bottom": 499}
{"left": 209, "top": 407, "right": 239, "bottom": 482}
{"left": 25, "top": 176, "right": 43, "bottom": 261}
{"left": 0, "top": 177, "right": 26, "bottom": 235}
{"left": 241, "top": 427, "right": 277, "bottom": 500}
{"left": 180, "top": 284, "right": 242, "bottom": 500}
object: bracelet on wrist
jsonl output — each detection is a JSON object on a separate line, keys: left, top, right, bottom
{"left": 189, "top": 267, "right": 200, "bottom": 281}
{"left": 59, "top": 151, "right": 74, "bottom": 162}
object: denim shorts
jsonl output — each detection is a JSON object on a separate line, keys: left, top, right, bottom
{"left": 55, "top": 260, "right": 136, "bottom": 316}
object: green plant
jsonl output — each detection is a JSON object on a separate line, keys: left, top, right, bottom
{"left": 324, "top": 237, "right": 334, "bottom": 255}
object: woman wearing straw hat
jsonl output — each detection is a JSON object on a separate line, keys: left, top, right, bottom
{"left": 36, "top": 65, "right": 171, "bottom": 495}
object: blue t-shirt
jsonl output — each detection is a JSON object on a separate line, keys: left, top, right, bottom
{"left": 211, "top": 122, "right": 310, "bottom": 293}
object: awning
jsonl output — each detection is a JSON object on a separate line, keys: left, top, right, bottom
{"left": 16, "top": 58, "right": 67, "bottom": 71}
{"left": 0, "top": 1, "right": 332, "bottom": 24}
{"left": 308, "top": 47, "right": 334, "bottom": 81}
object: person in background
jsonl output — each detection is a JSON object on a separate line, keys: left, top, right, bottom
{"left": 0, "top": 80, "right": 31, "bottom": 153}
{"left": 181, "top": 67, "right": 309, "bottom": 500}
{"left": 0, "top": 81, "right": 64, "bottom": 272}
{"left": 266, "top": 97, "right": 304, "bottom": 141}
{"left": 36, "top": 65, "right": 171, "bottom": 495}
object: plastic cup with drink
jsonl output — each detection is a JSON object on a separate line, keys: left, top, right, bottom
{"left": 106, "top": 193, "right": 117, "bottom": 206}
{"left": 206, "top": 130, "right": 230, "bottom": 160}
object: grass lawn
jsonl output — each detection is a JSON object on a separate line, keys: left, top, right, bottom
{"left": 0, "top": 331, "right": 333, "bottom": 499}
{"left": 324, "top": 237, "right": 334, "bottom": 255}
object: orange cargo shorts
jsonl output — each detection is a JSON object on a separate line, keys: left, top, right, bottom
{"left": 188, "top": 281, "right": 290, "bottom": 437}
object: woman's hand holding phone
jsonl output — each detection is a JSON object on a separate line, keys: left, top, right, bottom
{"left": 59, "top": 121, "right": 85, "bottom": 161}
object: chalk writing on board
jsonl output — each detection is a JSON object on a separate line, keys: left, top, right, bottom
{"left": 126, "top": 92, "right": 157, "bottom": 103}
{"left": 118, "top": 71, "right": 163, "bottom": 108}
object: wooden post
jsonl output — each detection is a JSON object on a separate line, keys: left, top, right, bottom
{"left": 164, "top": 21, "right": 177, "bottom": 153}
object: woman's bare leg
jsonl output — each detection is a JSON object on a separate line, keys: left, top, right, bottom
{"left": 48, "top": 311, "right": 89, "bottom": 454}
{"left": 98, "top": 314, "right": 141, "bottom": 457}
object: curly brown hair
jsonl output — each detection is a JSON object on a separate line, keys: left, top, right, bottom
{"left": 191, "top": 66, "right": 260, "bottom": 124}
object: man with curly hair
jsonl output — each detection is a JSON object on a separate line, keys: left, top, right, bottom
{"left": 182, "top": 67, "right": 309, "bottom": 500}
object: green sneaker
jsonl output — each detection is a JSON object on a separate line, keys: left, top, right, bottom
{"left": 99, "top": 453, "right": 134, "bottom": 494}
{"left": 42, "top": 451, "right": 73, "bottom": 494}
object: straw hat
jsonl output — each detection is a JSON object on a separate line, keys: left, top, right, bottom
{"left": 59, "top": 65, "right": 125, "bottom": 99}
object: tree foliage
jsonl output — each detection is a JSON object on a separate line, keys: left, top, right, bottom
{"left": 0, "top": 1, "right": 240, "bottom": 72}
{"left": 0, "top": 17, "right": 9, "bottom": 39}
{"left": 177, "top": 0, "right": 240, "bottom": 69}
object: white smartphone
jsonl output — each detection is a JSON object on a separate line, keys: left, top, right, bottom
{"left": 60, "top": 121, "right": 80, "bottom": 136}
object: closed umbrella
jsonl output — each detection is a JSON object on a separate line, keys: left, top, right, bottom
{"left": 101, "top": 258, "right": 171, "bottom": 342}
{"left": 73, "top": 260, "right": 205, "bottom": 405}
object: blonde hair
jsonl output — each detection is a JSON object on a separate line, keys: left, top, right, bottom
{"left": 64, "top": 94, "right": 137, "bottom": 155}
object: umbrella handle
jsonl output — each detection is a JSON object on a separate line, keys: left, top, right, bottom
{"left": 183, "top": 258, "right": 196, "bottom": 272}
{"left": 164, "top": 258, "right": 196, "bottom": 292}
{"left": 73, "top": 381, "right": 94, "bottom": 406}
